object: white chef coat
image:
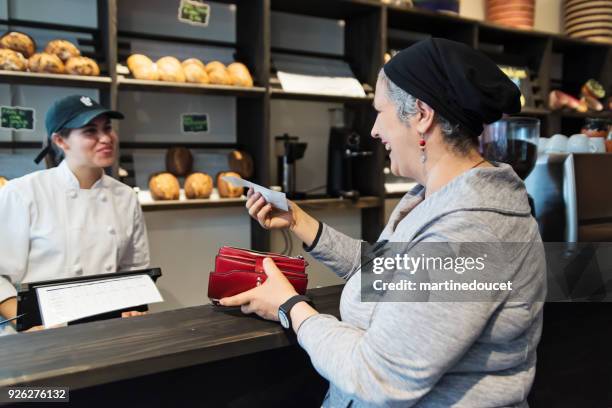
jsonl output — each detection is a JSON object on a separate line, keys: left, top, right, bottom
{"left": 0, "top": 160, "right": 150, "bottom": 304}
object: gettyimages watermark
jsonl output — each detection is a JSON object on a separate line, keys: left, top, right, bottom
{"left": 360, "top": 242, "right": 612, "bottom": 302}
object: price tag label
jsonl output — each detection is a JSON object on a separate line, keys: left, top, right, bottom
{"left": 0, "top": 106, "right": 35, "bottom": 131}
{"left": 178, "top": 0, "right": 210, "bottom": 27}
{"left": 181, "top": 113, "right": 209, "bottom": 133}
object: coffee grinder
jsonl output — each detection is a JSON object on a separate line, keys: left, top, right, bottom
{"left": 275, "top": 133, "right": 308, "bottom": 199}
{"left": 326, "top": 108, "right": 372, "bottom": 199}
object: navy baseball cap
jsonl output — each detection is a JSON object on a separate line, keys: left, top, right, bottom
{"left": 34, "top": 95, "right": 124, "bottom": 164}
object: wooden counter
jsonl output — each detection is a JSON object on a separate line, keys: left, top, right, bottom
{"left": 0, "top": 285, "right": 342, "bottom": 391}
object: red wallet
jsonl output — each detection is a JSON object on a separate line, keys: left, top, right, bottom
{"left": 207, "top": 246, "right": 308, "bottom": 302}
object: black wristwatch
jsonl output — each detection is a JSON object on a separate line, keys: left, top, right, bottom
{"left": 278, "top": 295, "right": 312, "bottom": 329}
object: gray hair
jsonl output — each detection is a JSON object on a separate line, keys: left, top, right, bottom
{"left": 378, "top": 69, "right": 476, "bottom": 154}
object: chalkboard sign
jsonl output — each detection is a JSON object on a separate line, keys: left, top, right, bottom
{"left": 1, "top": 106, "right": 35, "bottom": 131}
{"left": 178, "top": 0, "right": 210, "bottom": 27}
{"left": 181, "top": 113, "right": 209, "bottom": 133}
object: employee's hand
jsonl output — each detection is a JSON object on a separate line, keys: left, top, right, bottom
{"left": 246, "top": 188, "right": 297, "bottom": 230}
{"left": 219, "top": 258, "right": 298, "bottom": 321}
{"left": 122, "top": 311, "right": 147, "bottom": 318}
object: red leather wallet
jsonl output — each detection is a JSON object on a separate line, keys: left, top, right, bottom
{"left": 207, "top": 246, "right": 308, "bottom": 302}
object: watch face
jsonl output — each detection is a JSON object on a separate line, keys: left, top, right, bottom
{"left": 279, "top": 310, "right": 290, "bottom": 329}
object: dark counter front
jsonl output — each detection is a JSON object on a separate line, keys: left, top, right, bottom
{"left": 0, "top": 285, "right": 342, "bottom": 407}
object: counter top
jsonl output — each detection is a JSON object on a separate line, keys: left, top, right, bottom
{"left": 0, "top": 285, "right": 343, "bottom": 390}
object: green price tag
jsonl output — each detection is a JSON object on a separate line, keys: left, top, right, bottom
{"left": 0, "top": 106, "right": 35, "bottom": 131}
{"left": 178, "top": 0, "right": 210, "bottom": 27}
{"left": 182, "top": 113, "right": 209, "bottom": 133}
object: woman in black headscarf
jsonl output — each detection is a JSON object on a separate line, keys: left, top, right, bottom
{"left": 222, "top": 38, "right": 546, "bottom": 407}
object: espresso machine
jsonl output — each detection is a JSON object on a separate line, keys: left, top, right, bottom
{"left": 275, "top": 133, "right": 308, "bottom": 199}
{"left": 326, "top": 108, "right": 372, "bottom": 199}
{"left": 481, "top": 117, "right": 540, "bottom": 215}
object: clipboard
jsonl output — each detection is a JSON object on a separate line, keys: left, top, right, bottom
{"left": 16, "top": 268, "right": 162, "bottom": 332}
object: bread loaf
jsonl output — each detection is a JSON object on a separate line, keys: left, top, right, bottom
{"left": 205, "top": 61, "right": 226, "bottom": 73}
{"left": 0, "top": 31, "right": 35, "bottom": 58}
{"left": 185, "top": 172, "right": 213, "bottom": 199}
{"left": 183, "top": 61, "right": 209, "bottom": 84}
{"left": 0, "top": 49, "right": 27, "bottom": 71}
{"left": 228, "top": 150, "right": 254, "bottom": 178}
{"left": 149, "top": 172, "right": 180, "bottom": 200}
{"left": 28, "top": 53, "right": 64, "bottom": 74}
{"left": 65, "top": 56, "right": 100, "bottom": 76}
{"left": 217, "top": 171, "right": 244, "bottom": 198}
{"left": 127, "top": 54, "right": 158, "bottom": 80}
{"left": 205, "top": 61, "right": 232, "bottom": 85}
{"left": 0, "top": 176, "right": 7, "bottom": 189}
{"left": 165, "top": 147, "right": 193, "bottom": 177}
{"left": 44, "top": 39, "right": 80, "bottom": 62}
{"left": 182, "top": 58, "right": 205, "bottom": 70}
{"left": 156, "top": 56, "right": 185, "bottom": 83}
{"left": 227, "top": 62, "right": 253, "bottom": 87}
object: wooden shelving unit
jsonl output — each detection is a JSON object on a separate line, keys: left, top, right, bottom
{"left": 1, "top": 0, "right": 610, "bottom": 251}
{"left": 140, "top": 195, "right": 382, "bottom": 212}
{"left": 0, "top": 70, "right": 112, "bottom": 88}
{"left": 117, "top": 77, "right": 266, "bottom": 97}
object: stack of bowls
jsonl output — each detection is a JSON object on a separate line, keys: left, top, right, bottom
{"left": 564, "top": 0, "right": 612, "bottom": 44}
{"left": 486, "top": 0, "right": 535, "bottom": 29}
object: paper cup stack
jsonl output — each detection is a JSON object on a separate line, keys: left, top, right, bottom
{"left": 564, "top": 0, "right": 612, "bottom": 44}
{"left": 486, "top": 0, "right": 535, "bottom": 29}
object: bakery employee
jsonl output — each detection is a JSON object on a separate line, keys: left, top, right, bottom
{"left": 0, "top": 95, "right": 150, "bottom": 326}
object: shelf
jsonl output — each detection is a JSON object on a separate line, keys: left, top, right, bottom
{"left": 555, "top": 110, "right": 612, "bottom": 119}
{"left": 140, "top": 195, "right": 382, "bottom": 212}
{"left": 0, "top": 70, "right": 112, "bottom": 88}
{"left": 386, "top": 5, "right": 476, "bottom": 40}
{"left": 0, "top": 141, "right": 41, "bottom": 149}
{"left": 0, "top": 18, "right": 99, "bottom": 34}
{"left": 141, "top": 197, "right": 246, "bottom": 212}
{"left": 117, "top": 77, "right": 266, "bottom": 97}
{"left": 294, "top": 196, "right": 382, "bottom": 209}
{"left": 270, "top": 0, "right": 381, "bottom": 19}
{"left": 518, "top": 107, "right": 551, "bottom": 116}
{"left": 121, "top": 142, "right": 239, "bottom": 150}
{"left": 270, "top": 88, "right": 374, "bottom": 104}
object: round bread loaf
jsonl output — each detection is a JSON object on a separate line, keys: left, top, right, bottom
{"left": 185, "top": 172, "right": 213, "bottom": 199}
{"left": 207, "top": 68, "right": 231, "bottom": 85}
{"left": 28, "top": 52, "right": 64, "bottom": 74}
{"left": 127, "top": 54, "right": 158, "bottom": 81}
{"left": 156, "top": 56, "right": 185, "bottom": 82}
{"left": 205, "top": 61, "right": 226, "bottom": 73}
{"left": 0, "top": 49, "right": 27, "bottom": 71}
{"left": 217, "top": 171, "right": 244, "bottom": 198}
{"left": 0, "top": 31, "right": 35, "bottom": 58}
{"left": 0, "top": 176, "right": 7, "bottom": 189}
{"left": 44, "top": 39, "right": 80, "bottom": 62}
{"left": 149, "top": 172, "right": 180, "bottom": 200}
{"left": 65, "top": 56, "right": 100, "bottom": 76}
{"left": 182, "top": 58, "right": 205, "bottom": 70}
{"left": 227, "top": 62, "right": 253, "bottom": 87}
{"left": 228, "top": 150, "right": 254, "bottom": 178}
{"left": 165, "top": 147, "right": 193, "bottom": 177}
{"left": 183, "top": 62, "right": 209, "bottom": 84}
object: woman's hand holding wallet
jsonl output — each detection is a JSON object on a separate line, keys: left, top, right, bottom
{"left": 245, "top": 188, "right": 320, "bottom": 248}
{"left": 225, "top": 188, "right": 320, "bottom": 332}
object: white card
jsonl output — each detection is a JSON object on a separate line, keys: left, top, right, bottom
{"left": 277, "top": 71, "right": 366, "bottom": 97}
{"left": 222, "top": 176, "right": 289, "bottom": 211}
{"left": 36, "top": 274, "right": 163, "bottom": 328}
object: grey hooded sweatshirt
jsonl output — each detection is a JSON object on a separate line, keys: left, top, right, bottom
{"left": 297, "top": 163, "right": 546, "bottom": 407}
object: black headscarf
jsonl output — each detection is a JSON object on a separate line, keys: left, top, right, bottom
{"left": 383, "top": 38, "right": 521, "bottom": 137}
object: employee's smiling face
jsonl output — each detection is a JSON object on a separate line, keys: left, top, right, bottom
{"left": 370, "top": 76, "right": 421, "bottom": 179}
{"left": 54, "top": 115, "right": 117, "bottom": 169}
